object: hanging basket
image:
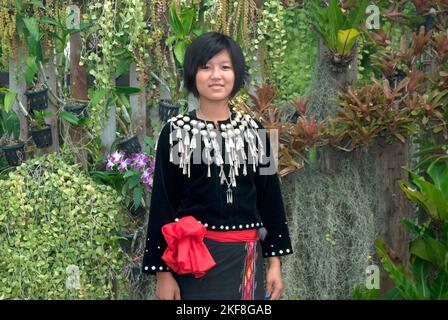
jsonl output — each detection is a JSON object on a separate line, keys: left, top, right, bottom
{"left": 64, "top": 103, "right": 88, "bottom": 118}
{"left": 128, "top": 203, "right": 146, "bottom": 218}
{"left": 31, "top": 125, "right": 53, "bottom": 148}
{"left": 387, "top": 69, "right": 406, "bottom": 89}
{"left": 158, "top": 100, "right": 180, "bottom": 124}
{"left": 327, "top": 51, "right": 355, "bottom": 73}
{"left": 116, "top": 134, "right": 141, "bottom": 158}
{"left": 1, "top": 142, "right": 26, "bottom": 166}
{"left": 25, "top": 89, "right": 48, "bottom": 112}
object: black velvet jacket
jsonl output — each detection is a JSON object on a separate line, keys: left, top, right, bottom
{"left": 142, "top": 110, "right": 293, "bottom": 274}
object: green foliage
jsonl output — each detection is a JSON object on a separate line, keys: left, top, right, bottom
{"left": 275, "top": 5, "right": 316, "bottom": 100}
{"left": 166, "top": 2, "right": 204, "bottom": 66}
{"left": 308, "top": 0, "right": 368, "bottom": 55}
{"left": 0, "top": 153, "right": 127, "bottom": 299}
{"left": 374, "top": 161, "right": 448, "bottom": 300}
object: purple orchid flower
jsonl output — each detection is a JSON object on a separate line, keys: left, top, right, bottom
{"left": 110, "top": 150, "right": 125, "bottom": 163}
{"left": 105, "top": 157, "right": 116, "bottom": 171}
{"left": 118, "top": 158, "right": 132, "bottom": 171}
{"left": 132, "top": 152, "right": 150, "bottom": 170}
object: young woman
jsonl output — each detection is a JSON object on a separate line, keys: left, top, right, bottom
{"left": 142, "top": 32, "right": 293, "bottom": 300}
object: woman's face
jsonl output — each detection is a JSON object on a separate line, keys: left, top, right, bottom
{"left": 195, "top": 49, "right": 235, "bottom": 103}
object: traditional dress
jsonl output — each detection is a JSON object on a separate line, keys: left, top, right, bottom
{"left": 142, "top": 108, "right": 293, "bottom": 300}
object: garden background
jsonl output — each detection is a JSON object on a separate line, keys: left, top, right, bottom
{"left": 0, "top": 0, "right": 447, "bottom": 300}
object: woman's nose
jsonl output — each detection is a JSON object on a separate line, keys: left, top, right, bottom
{"left": 210, "top": 67, "right": 222, "bottom": 78}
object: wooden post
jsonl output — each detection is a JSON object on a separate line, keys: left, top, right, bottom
{"left": 129, "top": 63, "right": 146, "bottom": 146}
{"left": 372, "top": 138, "right": 411, "bottom": 292}
{"left": 9, "top": 43, "right": 28, "bottom": 143}
{"left": 317, "top": 37, "right": 358, "bottom": 174}
{"left": 315, "top": 35, "right": 410, "bottom": 294}
{"left": 43, "top": 58, "right": 60, "bottom": 153}
{"left": 101, "top": 77, "right": 116, "bottom": 157}
{"left": 69, "top": 3, "right": 88, "bottom": 100}
{"left": 68, "top": 3, "right": 88, "bottom": 168}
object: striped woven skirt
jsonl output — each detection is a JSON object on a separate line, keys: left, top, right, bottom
{"left": 173, "top": 238, "right": 265, "bottom": 300}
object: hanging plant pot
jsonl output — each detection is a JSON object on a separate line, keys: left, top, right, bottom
{"left": 158, "top": 100, "right": 180, "bottom": 124}
{"left": 118, "top": 230, "right": 143, "bottom": 253}
{"left": 64, "top": 103, "right": 88, "bottom": 118}
{"left": 25, "top": 88, "right": 48, "bottom": 112}
{"left": 387, "top": 69, "right": 406, "bottom": 89}
{"left": 1, "top": 142, "right": 26, "bottom": 166}
{"left": 116, "top": 134, "right": 141, "bottom": 158}
{"left": 290, "top": 112, "right": 299, "bottom": 124}
{"left": 31, "top": 125, "right": 53, "bottom": 148}
{"left": 128, "top": 203, "right": 146, "bottom": 218}
{"left": 327, "top": 51, "right": 355, "bottom": 73}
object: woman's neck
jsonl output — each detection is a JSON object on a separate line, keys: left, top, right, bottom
{"left": 197, "top": 98, "right": 231, "bottom": 121}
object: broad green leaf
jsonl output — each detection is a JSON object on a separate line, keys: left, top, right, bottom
{"left": 115, "top": 58, "right": 132, "bottom": 77}
{"left": 182, "top": 7, "right": 195, "bottom": 34}
{"left": 23, "top": 17, "right": 40, "bottom": 42}
{"left": 430, "top": 271, "right": 448, "bottom": 299}
{"left": 4, "top": 91, "right": 17, "bottom": 113}
{"left": 114, "top": 86, "right": 141, "bottom": 95}
{"left": 25, "top": 56, "right": 39, "bottom": 86}
{"left": 68, "top": 22, "right": 93, "bottom": 34}
{"left": 116, "top": 93, "right": 130, "bottom": 110}
{"left": 410, "top": 238, "right": 431, "bottom": 261}
{"left": 376, "top": 237, "right": 415, "bottom": 299}
{"left": 412, "top": 257, "right": 430, "bottom": 299}
{"left": 129, "top": 174, "right": 140, "bottom": 189}
{"left": 133, "top": 187, "right": 142, "bottom": 208}
{"left": 336, "top": 28, "right": 360, "bottom": 55}
{"left": 423, "top": 237, "right": 447, "bottom": 270}
{"left": 174, "top": 41, "right": 187, "bottom": 65}
{"left": 168, "top": 3, "right": 184, "bottom": 36}
{"left": 427, "top": 161, "right": 448, "bottom": 200}
{"left": 165, "top": 35, "right": 178, "bottom": 46}
{"left": 89, "top": 89, "right": 108, "bottom": 107}
{"left": 59, "top": 111, "right": 80, "bottom": 126}
{"left": 123, "top": 170, "right": 134, "bottom": 179}
{"left": 39, "top": 17, "right": 61, "bottom": 28}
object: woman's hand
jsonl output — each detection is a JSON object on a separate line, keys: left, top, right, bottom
{"left": 265, "top": 257, "right": 283, "bottom": 300}
{"left": 156, "top": 272, "right": 181, "bottom": 300}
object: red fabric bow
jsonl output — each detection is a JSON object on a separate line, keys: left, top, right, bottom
{"left": 161, "top": 216, "right": 216, "bottom": 278}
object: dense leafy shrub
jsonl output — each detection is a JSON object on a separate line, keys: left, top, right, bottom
{"left": 0, "top": 154, "right": 127, "bottom": 299}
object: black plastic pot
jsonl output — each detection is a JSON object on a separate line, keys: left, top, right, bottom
{"left": 116, "top": 135, "right": 141, "bottom": 158}
{"left": 158, "top": 100, "right": 180, "bottom": 124}
{"left": 290, "top": 112, "right": 299, "bottom": 124}
{"left": 1, "top": 142, "right": 25, "bottom": 166}
{"left": 25, "top": 89, "right": 48, "bottom": 112}
{"left": 64, "top": 103, "right": 88, "bottom": 117}
{"left": 129, "top": 204, "right": 146, "bottom": 218}
{"left": 118, "top": 230, "right": 143, "bottom": 253}
{"left": 387, "top": 69, "right": 406, "bottom": 89}
{"left": 31, "top": 125, "right": 53, "bottom": 148}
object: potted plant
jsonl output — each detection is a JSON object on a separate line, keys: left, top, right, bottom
{"left": 0, "top": 111, "right": 25, "bottom": 166}
{"left": 309, "top": 0, "right": 369, "bottom": 72}
{"left": 29, "top": 110, "right": 53, "bottom": 148}
{"left": 151, "top": 3, "right": 204, "bottom": 123}
{"left": 63, "top": 99, "right": 88, "bottom": 118}
{"left": 0, "top": 88, "right": 25, "bottom": 166}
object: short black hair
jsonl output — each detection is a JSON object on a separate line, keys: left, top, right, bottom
{"left": 183, "top": 32, "right": 248, "bottom": 98}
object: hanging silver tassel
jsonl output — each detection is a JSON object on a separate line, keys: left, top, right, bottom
{"left": 226, "top": 188, "right": 233, "bottom": 204}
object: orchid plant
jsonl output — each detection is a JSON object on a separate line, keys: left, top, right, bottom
{"left": 91, "top": 150, "right": 155, "bottom": 210}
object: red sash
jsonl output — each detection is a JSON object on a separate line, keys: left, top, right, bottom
{"left": 161, "top": 216, "right": 258, "bottom": 278}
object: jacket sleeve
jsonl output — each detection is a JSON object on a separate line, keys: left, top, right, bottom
{"left": 142, "top": 122, "right": 183, "bottom": 274}
{"left": 253, "top": 122, "right": 294, "bottom": 259}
